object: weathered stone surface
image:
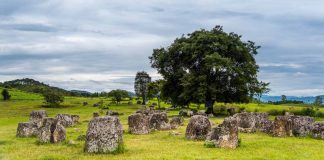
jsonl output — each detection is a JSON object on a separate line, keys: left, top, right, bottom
{"left": 273, "top": 115, "right": 293, "bottom": 137}
{"left": 291, "top": 116, "right": 314, "bottom": 137}
{"left": 179, "top": 109, "right": 188, "bottom": 117}
{"left": 170, "top": 116, "right": 184, "bottom": 129}
{"left": 285, "top": 112, "right": 294, "bottom": 116}
{"left": 273, "top": 115, "right": 314, "bottom": 137}
{"left": 128, "top": 113, "right": 150, "bottom": 134}
{"left": 106, "top": 111, "right": 119, "bottom": 116}
{"left": 169, "top": 131, "right": 181, "bottom": 136}
{"left": 206, "top": 117, "right": 239, "bottom": 149}
{"left": 84, "top": 116, "right": 123, "bottom": 153}
{"left": 93, "top": 103, "right": 99, "bottom": 107}
{"left": 149, "top": 112, "right": 171, "bottom": 130}
{"left": 16, "top": 122, "right": 38, "bottom": 137}
{"left": 227, "top": 108, "right": 236, "bottom": 116}
{"left": 38, "top": 118, "right": 66, "bottom": 143}
{"left": 254, "top": 112, "right": 274, "bottom": 134}
{"left": 29, "top": 110, "right": 48, "bottom": 127}
{"left": 196, "top": 111, "right": 207, "bottom": 117}
{"left": 185, "top": 115, "right": 211, "bottom": 140}
{"left": 71, "top": 115, "right": 80, "bottom": 124}
{"left": 136, "top": 108, "right": 155, "bottom": 116}
{"left": 188, "top": 111, "right": 194, "bottom": 117}
{"left": 55, "top": 114, "right": 79, "bottom": 127}
{"left": 259, "top": 120, "right": 274, "bottom": 134}
{"left": 233, "top": 112, "right": 272, "bottom": 133}
{"left": 233, "top": 112, "right": 256, "bottom": 133}
{"left": 68, "top": 140, "right": 77, "bottom": 145}
{"left": 93, "top": 112, "right": 100, "bottom": 118}
{"left": 311, "top": 122, "right": 324, "bottom": 139}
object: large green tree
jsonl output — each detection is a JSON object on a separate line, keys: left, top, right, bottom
{"left": 107, "top": 89, "right": 129, "bottom": 104}
{"left": 149, "top": 26, "right": 268, "bottom": 114}
{"left": 134, "top": 71, "right": 151, "bottom": 105}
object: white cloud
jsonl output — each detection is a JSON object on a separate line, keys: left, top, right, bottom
{"left": 0, "top": 0, "right": 324, "bottom": 95}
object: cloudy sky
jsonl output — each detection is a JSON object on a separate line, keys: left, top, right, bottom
{"left": 0, "top": 0, "right": 324, "bottom": 96}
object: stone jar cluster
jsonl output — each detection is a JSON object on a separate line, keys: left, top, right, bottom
{"left": 128, "top": 108, "right": 181, "bottom": 134}
{"left": 16, "top": 110, "right": 80, "bottom": 143}
{"left": 233, "top": 111, "right": 324, "bottom": 140}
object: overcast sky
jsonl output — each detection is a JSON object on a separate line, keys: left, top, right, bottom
{"left": 0, "top": 0, "right": 324, "bottom": 96}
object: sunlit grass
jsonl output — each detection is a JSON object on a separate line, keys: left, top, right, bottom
{"left": 0, "top": 96, "right": 323, "bottom": 159}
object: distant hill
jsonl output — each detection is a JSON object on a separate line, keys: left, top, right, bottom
{"left": 261, "top": 95, "right": 324, "bottom": 104}
{"left": 0, "top": 78, "right": 89, "bottom": 97}
{"left": 70, "top": 90, "right": 92, "bottom": 96}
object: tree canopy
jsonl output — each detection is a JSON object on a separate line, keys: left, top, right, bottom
{"left": 1, "top": 89, "right": 11, "bottom": 101}
{"left": 134, "top": 71, "right": 151, "bottom": 105}
{"left": 107, "top": 89, "right": 129, "bottom": 104}
{"left": 314, "top": 96, "right": 323, "bottom": 106}
{"left": 148, "top": 80, "right": 164, "bottom": 108}
{"left": 149, "top": 26, "right": 268, "bottom": 114}
{"left": 42, "top": 90, "right": 64, "bottom": 107}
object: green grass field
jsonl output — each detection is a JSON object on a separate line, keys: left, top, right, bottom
{"left": 0, "top": 90, "right": 324, "bottom": 160}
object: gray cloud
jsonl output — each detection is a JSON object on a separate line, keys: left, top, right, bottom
{"left": 0, "top": 0, "right": 323, "bottom": 96}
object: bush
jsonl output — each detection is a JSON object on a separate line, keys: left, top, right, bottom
{"left": 1, "top": 89, "right": 11, "bottom": 101}
{"left": 268, "top": 109, "right": 282, "bottom": 116}
{"left": 204, "top": 140, "right": 216, "bottom": 148}
{"left": 213, "top": 104, "right": 228, "bottom": 115}
{"left": 239, "top": 107, "right": 246, "bottom": 112}
{"left": 136, "top": 101, "right": 142, "bottom": 104}
{"left": 300, "top": 107, "right": 316, "bottom": 117}
{"left": 42, "top": 90, "right": 64, "bottom": 107}
{"left": 315, "top": 111, "right": 324, "bottom": 118}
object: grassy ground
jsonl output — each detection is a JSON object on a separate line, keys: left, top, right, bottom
{"left": 0, "top": 91, "right": 324, "bottom": 159}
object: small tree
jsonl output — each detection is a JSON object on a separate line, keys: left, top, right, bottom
{"left": 1, "top": 89, "right": 11, "bottom": 101}
{"left": 42, "top": 90, "right": 64, "bottom": 107}
{"left": 281, "top": 95, "right": 287, "bottom": 102}
{"left": 314, "top": 96, "right": 323, "bottom": 106}
{"left": 134, "top": 71, "right": 151, "bottom": 105}
{"left": 148, "top": 80, "right": 164, "bottom": 108}
{"left": 253, "top": 81, "right": 270, "bottom": 105}
{"left": 107, "top": 89, "right": 129, "bottom": 104}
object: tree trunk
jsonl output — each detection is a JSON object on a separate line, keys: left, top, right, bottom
{"left": 205, "top": 100, "right": 215, "bottom": 115}
{"left": 157, "top": 98, "right": 161, "bottom": 109}
{"left": 142, "top": 94, "right": 146, "bottom": 105}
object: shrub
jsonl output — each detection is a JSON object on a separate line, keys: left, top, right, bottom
{"left": 204, "top": 140, "right": 216, "bottom": 148}
{"left": 77, "top": 135, "right": 86, "bottom": 141}
{"left": 42, "top": 90, "right": 64, "bottom": 107}
{"left": 268, "top": 109, "right": 282, "bottom": 116}
{"left": 300, "top": 107, "right": 316, "bottom": 117}
{"left": 1, "top": 89, "right": 11, "bottom": 101}
{"left": 315, "top": 111, "right": 324, "bottom": 118}
{"left": 213, "top": 104, "right": 228, "bottom": 115}
{"left": 136, "top": 101, "right": 142, "bottom": 104}
{"left": 238, "top": 138, "right": 242, "bottom": 147}
{"left": 239, "top": 107, "right": 246, "bottom": 112}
